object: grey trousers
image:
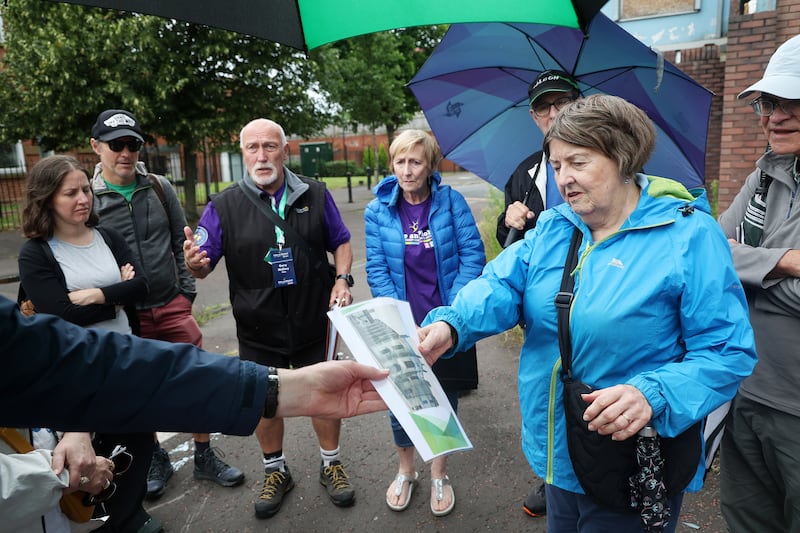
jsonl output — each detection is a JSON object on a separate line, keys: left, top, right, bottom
{"left": 720, "top": 394, "right": 800, "bottom": 533}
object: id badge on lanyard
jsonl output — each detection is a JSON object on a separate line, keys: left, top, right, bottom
{"left": 262, "top": 192, "right": 297, "bottom": 287}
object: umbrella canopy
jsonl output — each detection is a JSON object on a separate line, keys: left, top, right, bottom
{"left": 408, "top": 13, "right": 712, "bottom": 190}
{"left": 48, "top": 0, "right": 607, "bottom": 51}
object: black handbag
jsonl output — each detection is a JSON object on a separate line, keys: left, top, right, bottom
{"left": 556, "top": 227, "right": 701, "bottom": 513}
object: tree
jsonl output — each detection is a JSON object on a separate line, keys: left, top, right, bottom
{"left": 312, "top": 26, "right": 446, "bottom": 147}
{"left": 0, "top": 2, "right": 331, "bottom": 219}
{"left": 377, "top": 143, "right": 388, "bottom": 174}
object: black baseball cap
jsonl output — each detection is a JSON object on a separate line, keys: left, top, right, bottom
{"left": 528, "top": 70, "right": 580, "bottom": 105}
{"left": 91, "top": 109, "right": 145, "bottom": 142}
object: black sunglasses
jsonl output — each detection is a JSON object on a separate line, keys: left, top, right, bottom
{"left": 106, "top": 138, "right": 143, "bottom": 152}
{"left": 82, "top": 445, "right": 133, "bottom": 507}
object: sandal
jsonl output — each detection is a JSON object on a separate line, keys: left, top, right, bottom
{"left": 386, "top": 471, "right": 418, "bottom": 511}
{"left": 430, "top": 476, "right": 455, "bottom": 517}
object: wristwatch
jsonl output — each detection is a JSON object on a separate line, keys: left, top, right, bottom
{"left": 336, "top": 273, "right": 354, "bottom": 287}
{"left": 263, "top": 367, "right": 280, "bottom": 419}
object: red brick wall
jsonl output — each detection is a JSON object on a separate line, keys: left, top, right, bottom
{"left": 663, "top": 44, "right": 724, "bottom": 192}
{"left": 287, "top": 132, "right": 461, "bottom": 174}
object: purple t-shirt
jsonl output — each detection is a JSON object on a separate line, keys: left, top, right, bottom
{"left": 398, "top": 196, "right": 441, "bottom": 325}
{"left": 195, "top": 181, "right": 350, "bottom": 268}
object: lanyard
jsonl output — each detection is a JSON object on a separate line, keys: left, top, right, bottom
{"left": 270, "top": 192, "right": 288, "bottom": 248}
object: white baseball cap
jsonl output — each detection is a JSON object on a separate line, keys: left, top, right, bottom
{"left": 738, "top": 34, "right": 800, "bottom": 99}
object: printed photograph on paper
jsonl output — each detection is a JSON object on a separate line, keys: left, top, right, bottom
{"left": 328, "top": 297, "right": 472, "bottom": 461}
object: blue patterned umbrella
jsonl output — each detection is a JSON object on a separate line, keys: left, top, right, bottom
{"left": 408, "top": 13, "right": 712, "bottom": 190}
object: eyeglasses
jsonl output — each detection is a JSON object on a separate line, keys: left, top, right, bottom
{"left": 82, "top": 445, "right": 133, "bottom": 507}
{"left": 106, "top": 138, "right": 143, "bottom": 152}
{"left": 531, "top": 96, "right": 576, "bottom": 118}
{"left": 750, "top": 97, "right": 800, "bottom": 117}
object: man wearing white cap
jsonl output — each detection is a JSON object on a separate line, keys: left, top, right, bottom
{"left": 717, "top": 34, "right": 800, "bottom": 532}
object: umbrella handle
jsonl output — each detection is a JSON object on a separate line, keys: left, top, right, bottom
{"left": 504, "top": 227, "right": 522, "bottom": 248}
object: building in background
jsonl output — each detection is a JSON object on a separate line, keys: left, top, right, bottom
{"left": 1, "top": 0, "right": 798, "bottom": 225}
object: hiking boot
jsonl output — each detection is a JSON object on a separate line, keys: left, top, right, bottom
{"left": 523, "top": 482, "right": 547, "bottom": 517}
{"left": 194, "top": 447, "right": 245, "bottom": 487}
{"left": 319, "top": 460, "right": 355, "bottom": 507}
{"left": 145, "top": 448, "right": 173, "bottom": 500}
{"left": 254, "top": 465, "right": 295, "bottom": 518}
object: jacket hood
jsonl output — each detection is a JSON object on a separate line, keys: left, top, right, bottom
{"left": 558, "top": 174, "right": 710, "bottom": 230}
{"left": 91, "top": 161, "right": 150, "bottom": 190}
{"left": 373, "top": 172, "right": 443, "bottom": 205}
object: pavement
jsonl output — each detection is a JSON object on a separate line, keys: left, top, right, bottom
{"left": 0, "top": 173, "right": 726, "bottom": 532}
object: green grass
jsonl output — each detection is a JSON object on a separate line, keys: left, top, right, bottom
{"left": 193, "top": 302, "right": 231, "bottom": 327}
{"left": 476, "top": 187, "right": 525, "bottom": 347}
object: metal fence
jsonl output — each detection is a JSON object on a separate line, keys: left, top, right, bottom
{"left": 0, "top": 152, "right": 213, "bottom": 231}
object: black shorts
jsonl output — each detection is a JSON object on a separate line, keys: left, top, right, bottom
{"left": 238, "top": 337, "right": 326, "bottom": 369}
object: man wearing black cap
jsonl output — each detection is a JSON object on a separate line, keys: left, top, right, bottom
{"left": 495, "top": 70, "right": 581, "bottom": 248}
{"left": 89, "top": 109, "right": 245, "bottom": 506}
{"left": 494, "top": 70, "right": 580, "bottom": 517}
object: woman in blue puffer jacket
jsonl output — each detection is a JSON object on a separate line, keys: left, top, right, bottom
{"left": 365, "top": 129, "right": 485, "bottom": 517}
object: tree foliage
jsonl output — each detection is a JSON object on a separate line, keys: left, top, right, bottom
{"left": 0, "top": 1, "right": 331, "bottom": 218}
{"left": 312, "top": 26, "right": 445, "bottom": 145}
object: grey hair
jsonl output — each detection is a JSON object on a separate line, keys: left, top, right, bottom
{"left": 543, "top": 94, "right": 655, "bottom": 179}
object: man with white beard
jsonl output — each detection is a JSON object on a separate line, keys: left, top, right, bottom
{"left": 183, "top": 118, "right": 356, "bottom": 519}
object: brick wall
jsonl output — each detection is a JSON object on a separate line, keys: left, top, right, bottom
{"left": 663, "top": 44, "right": 724, "bottom": 193}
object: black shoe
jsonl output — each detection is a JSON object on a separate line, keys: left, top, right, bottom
{"left": 254, "top": 465, "right": 295, "bottom": 518}
{"left": 523, "top": 482, "right": 546, "bottom": 517}
{"left": 194, "top": 447, "right": 245, "bottom": 487}
{"left": 145, "top": 448, "right": 174, "bottom": 501}
{"left": 90, "top": 513, "right": 163, "bottom": 533}
{"left": 137, "top": 516, "right": 164, "bottom": 533}
{"left": 319, "top": 460, "right": 355, "bottom": 507}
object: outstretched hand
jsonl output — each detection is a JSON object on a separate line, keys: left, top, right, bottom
{"left": 276, "top": 361, "right": 389, "bottom": 419}
{"left": 417, "top": 321, "right": 452, "bottom": 367}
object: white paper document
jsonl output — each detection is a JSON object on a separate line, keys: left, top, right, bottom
{"left": 328, "top": 297, "right": 473, "bottom": 461}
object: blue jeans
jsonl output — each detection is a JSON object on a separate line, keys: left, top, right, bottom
{"left": 546, "top": 483, "right": 683, "bottom": 533}
{"left": 389, "top": 390, "right": 459, "bottom": 448}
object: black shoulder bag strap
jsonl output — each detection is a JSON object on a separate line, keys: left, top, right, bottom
{"left": 555, "top": 226, "right": 583, "bottom": 379}
{"left": 238, "top": 178, "right": 332, "bottom": 281}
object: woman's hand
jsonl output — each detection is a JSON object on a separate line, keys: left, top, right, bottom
{"left": 68, "top": 288, "right": 104, "bottom": 305}
{"left": 581, "top": 384, "right": 653, "bottom": 441}
{"left": 52, "top": 432, "right": 113, "bottom": 494}
{"left": 417, "top": 321, "right": 453, "bottom": 367}
{"left": 119, "top": 263, "right": 135, "bottom": 281}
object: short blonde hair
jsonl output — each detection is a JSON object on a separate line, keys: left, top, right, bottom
{"left": 389, "top": 130, "right": 442, "bottom": 169}
{"left": 544, "top": 94, "right": 656, "bottom": 179}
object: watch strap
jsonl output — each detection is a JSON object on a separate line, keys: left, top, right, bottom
{"left": 263, "top": 366, "right": 280, "bottom": 418}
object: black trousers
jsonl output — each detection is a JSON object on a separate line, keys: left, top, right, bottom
{"left": 91, "top": 432, "right": 153, "bottom": 532}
